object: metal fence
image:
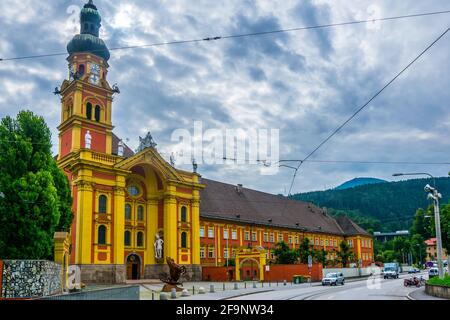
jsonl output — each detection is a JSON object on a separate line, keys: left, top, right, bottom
{"left": 40, "top": 285, "right": 140, "bottom": 300}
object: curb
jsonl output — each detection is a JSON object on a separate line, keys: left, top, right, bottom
{"left": 406, "top": 291, "right": 416, "bottom": 300}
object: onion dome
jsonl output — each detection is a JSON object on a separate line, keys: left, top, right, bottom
{"left": 67, "top": 0, "right": 110, "bottom": 61}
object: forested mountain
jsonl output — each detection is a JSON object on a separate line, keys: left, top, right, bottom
{"left": 335, "top": 177, "right": 387, "bottom": 190}
{"left": 291, "top": 177, "right": 450, "bottom": 232}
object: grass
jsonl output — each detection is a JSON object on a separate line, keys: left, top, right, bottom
{"left": 427, "top": 275, "right": 450, "bottom": 287}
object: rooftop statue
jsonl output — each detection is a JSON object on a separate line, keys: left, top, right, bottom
{"left": 136, "top": 132, "right": 157, "bottom": 152}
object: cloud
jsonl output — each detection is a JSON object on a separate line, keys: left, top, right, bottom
{"left": 0, "top": 0, "right": 449, "bottom": 195}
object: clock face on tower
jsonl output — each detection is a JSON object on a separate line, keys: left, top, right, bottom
{"left": 89, "top": 74, "right": 100, "bottom": 85}
{"left": 69, "top": 64, "right": 76, "bottom": 80}
{"left": 89, "top": 63, "right": 100, "bottom": 85}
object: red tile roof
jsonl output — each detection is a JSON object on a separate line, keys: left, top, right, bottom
{"left": 199, "top": 178, "right": 370, "bottom": 237}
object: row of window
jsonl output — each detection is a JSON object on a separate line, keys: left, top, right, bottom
{"left": 98, "top": 227, "right": 146, "bottom": 247}
{"left": 200, "top": 246, "right": 344, "bottom": 261}
{"left": 125, "top": 204, "right": 145, "bottom": 221}
{"left": 98, "top": 196, "right": 189, "bottom": 224}
{"left": 98, "top": 227, "right": 189, "bottom": 249}
{"left": 362, "top": 252, "right": 373, "bottom": 261}
{"left": 361, "top": 239, "right": 372, "bottom": 248}
{"left": 124, "top": 230, "right": 144, "bottom": 247}
{"left": 313, "top": 238, "right": 339, "bottom": 247}
{"left": 200, "top": 226, "right": 343, "bottom": 247}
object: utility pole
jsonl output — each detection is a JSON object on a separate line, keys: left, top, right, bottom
{"left": 426, "top": 184, "right": 445, "bottom": 279}
{"left": 393, "top": 173, "right": 445, "bottom": 279}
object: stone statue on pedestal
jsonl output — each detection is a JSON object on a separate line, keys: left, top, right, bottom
{"left": 154, "top": 234, "right": 164, "bottom": 260}
{"left": 118, "top": 139, "right": 124, "bottom": 156}
{"left": 136, "top": 132, "right": 157, "bottom": 153}
{"left": 85, "top": 130, "right": 92, "bottom": 149}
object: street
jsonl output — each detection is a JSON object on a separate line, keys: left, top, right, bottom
{"left": 227, "top": 273, "right": 426, "bottom": 300}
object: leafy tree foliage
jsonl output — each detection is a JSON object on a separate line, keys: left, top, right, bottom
{"left": 0, "top": 111, "right": 73, "bottom": 259}
{"left": 411, "top": 207, "right": 433, "bottom": 240}
{"left": 313, "top": 249, "right": 328, "bottom": 267}
{"left": 336, "top": 241, "right": 353, "bottom": 267}
{"left": 273, "top": 241, "right": 298, "bottom": 264}
{"left": 298, "top": 237, "right": 313, "bottom": 264}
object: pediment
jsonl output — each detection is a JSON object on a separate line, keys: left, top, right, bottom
{"left": 115, "top": 147, "right": 184, "bottom": 182}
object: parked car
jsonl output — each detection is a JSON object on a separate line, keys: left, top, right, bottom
{"left": 428, "top": 268, "right": 439, "bottom": 278}
{"left": 408, "top": 268, "right": 420, "bottom": 274}
{"left": 383, "top": 263, "right": 400, "bottom": 279}
{"left": 322, "top": 272, "right": 345, "bottom": 286}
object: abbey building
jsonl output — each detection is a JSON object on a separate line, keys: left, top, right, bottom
{"left": 57, "top": 1, "right": 373, "bottom": 283}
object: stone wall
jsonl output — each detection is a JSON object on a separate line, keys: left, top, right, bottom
{"left": 425, "top": 283, "right": 450, "bottom": 299}
{"left": 78, "top": 264, "right": 126, "bottom": 284}
{"left": 41, "top": 285, "right": 140, "bottom": 300}
{"left": 0, "top": 260, "right": 62, "bottom": 299}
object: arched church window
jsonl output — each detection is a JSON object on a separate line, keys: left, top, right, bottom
{"left": 95, "top": 105, "right": 101, "bottom": 122}
{"left": 78, "top": 64, "right": 85, "bottom": 76}
{"left": 181, "top": 232, "right": 188, "bottom": 248}
{"left": 137, "top": 232, "right": 144, "bottom": 247}
{"left": 98, "top": 225, "right": 106, "bottom": 245}
{"left": 84, "top": 23, "right": 88, "bottom": 32}
{"left": 86, "top": 103, "right": 92, "bottom": 120}
{"left": 181, "top": 206, "right": 187, "bottom": 222}
{"left": 98, "top": 195, "right": 107, "bottom": 214}
{"left": 124, "top": 231, "right": 131, "bottom": 246}
{"left": 137, "top": 206, "right": 144, "bottom": 221}
{"left": 125, "top": 204, "right": 132, "bottom": 220}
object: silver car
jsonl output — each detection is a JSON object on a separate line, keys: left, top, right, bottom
{"left": 322, "top": 272, "right": 345, "bottom": 286}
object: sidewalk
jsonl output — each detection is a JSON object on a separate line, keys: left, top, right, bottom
{"left": 408, "top": 287, "right": 446, "bottom": 300}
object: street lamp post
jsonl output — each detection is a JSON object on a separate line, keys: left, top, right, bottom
{"left": 393, "top": 172, "right": 445, "bottom": 279}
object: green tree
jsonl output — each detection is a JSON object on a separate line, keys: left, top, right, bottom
{"left": 273, "top": 241, "right": 298, "bottom": 264}
{"left": 337, "top": 241, "right": 353, "bottom": 267}
{"left": 313, "top": 249, "right": 328, "bottom": 267}
{"left": 0, "top": 111, "right": 73, "bottom": 259}
{"left": 411, "top": 207, "right": 433, "bottom": 240}
{"left": 410, "top": 234, "right": 426, "bottom": 266}
{"left": 298, "top": 237, "right": 313, "bottom": 264}
{"left": 392, "top": 236, "right": 411, "bottom": 263}
{"left": 441, "top": 203, "right": 450, "bottom": 255}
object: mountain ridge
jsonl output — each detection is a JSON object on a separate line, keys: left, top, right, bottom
{"left": 335, "top": 177, "right": 388, "bottom": 190}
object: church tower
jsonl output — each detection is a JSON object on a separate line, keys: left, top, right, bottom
{"left": 57, "top": 1, "right": 204, "bottom": 284}
{"left": 58, "top": 0, "right": 114, "bottom": 159}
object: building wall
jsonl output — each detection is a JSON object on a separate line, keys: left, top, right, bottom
{"left": 199, "top": 219, "right": 374, "bottom": 268}
{"left": 202, "top": 264, "right": 323, "bottom": 282}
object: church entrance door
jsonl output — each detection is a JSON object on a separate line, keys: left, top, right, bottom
{"left": 126, "top": 254, "right": 141, "bottom": 280}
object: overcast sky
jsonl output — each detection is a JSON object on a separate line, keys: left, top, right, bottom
{"left": 0, "top": 0, "right": 449, "bottom": 195}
